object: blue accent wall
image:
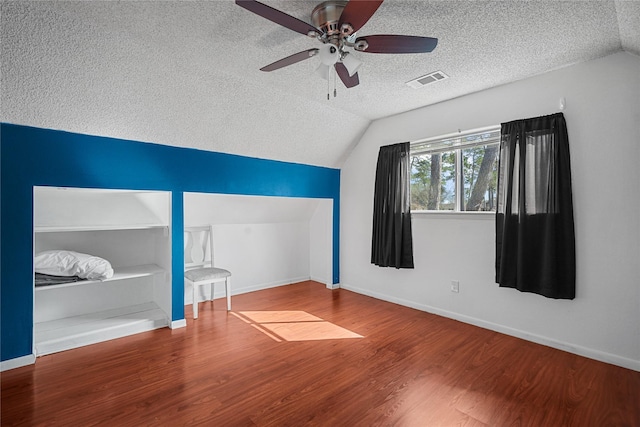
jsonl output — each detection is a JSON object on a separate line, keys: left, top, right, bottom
{"left": 1, "top": 123, "right": 340, "bottom": 362}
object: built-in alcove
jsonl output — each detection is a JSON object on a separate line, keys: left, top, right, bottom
{"left": 33, "top": 186, "right": 172, "bottom": 356}
{"left": 183, "top": 193, "right": 333, "bottom": 304}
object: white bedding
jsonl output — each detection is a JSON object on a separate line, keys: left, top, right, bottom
{"left": 34, "top": 250, "right": 114, "bottom": 280}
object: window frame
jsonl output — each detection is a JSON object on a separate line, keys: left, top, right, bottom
{"left": 410, "top": 125, "right": 501, "bottom": 214}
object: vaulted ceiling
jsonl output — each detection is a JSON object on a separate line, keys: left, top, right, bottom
{"left": 2, "top": 1, "right": 639, "bottom": 168}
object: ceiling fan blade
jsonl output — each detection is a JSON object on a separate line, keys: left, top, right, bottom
{"left": 260, "top": 49, "right": 319, "bottom": 72}
{"left": 335, "top": 62, "right": 360, "bottom": 88}
{"left": 339, "top": 0, "right": 384, "bottom": 33}
{"left": 236, "top": 0, "right": 322, "bottom": 36}
{"left": 356, "top": 35, "right": 438, "bottom": 53}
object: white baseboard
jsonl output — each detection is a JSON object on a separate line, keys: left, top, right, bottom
{"left": 185, "top": 276, "right": 311, "bottom": 304}
{"left": 340, "top": 282, "right": 640, "bottom": 372}
{"left": 238, "top": 276, "right": 311, "bottom": 295}
{"left": 170, "top": 319, "right": 187, "bottom": 329}
{"left": 309, "top": 275, "right": 340, "bottom": 290}
{"left": 1, "top": 353, "right": 36, "bottom": 372}
{"left": 309, "top": 275, "right": 327, "bottom": 286}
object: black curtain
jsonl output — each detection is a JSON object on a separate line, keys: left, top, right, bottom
{"left": 496, "top": 113, "right": 575, "bottom": 299}
{"left": 371, "top": 142, "right": 414, "bottom": 269}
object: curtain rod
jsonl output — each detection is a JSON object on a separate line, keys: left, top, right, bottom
{"left": 410, "top": 124, "right": 501, "bottom": 146}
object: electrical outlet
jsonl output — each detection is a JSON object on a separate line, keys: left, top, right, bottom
{"left": 451, "top": 280, "right": 459, "bottom": 293}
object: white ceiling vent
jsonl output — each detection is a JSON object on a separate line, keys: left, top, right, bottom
{"left": 406, "top": 71, "right": 449, "bottom": 89}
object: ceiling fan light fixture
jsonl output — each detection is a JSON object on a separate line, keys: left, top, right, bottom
{"left": 319, "top": 43, "right": 340, "bottom": 65}
{"left": 341, "top": 53, "right": 362, "bottom": 77}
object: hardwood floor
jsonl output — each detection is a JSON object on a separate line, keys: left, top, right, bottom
{"left": 2, "top": 281, "right": 639, "bottom": 426}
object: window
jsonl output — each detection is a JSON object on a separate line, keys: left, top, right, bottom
{"left": 410, "top": 126, "right": 500, "bottom": 212}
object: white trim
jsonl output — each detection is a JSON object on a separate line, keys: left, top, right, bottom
{"left": 1, "top": 354, "right": 36, "bottom": 372}
{"left": 170, "top": 319, "right": 187, "bottom": 329}
{"left": 340, "top": 283, "right": 640, "bottom": 372}
{"left": 326, "top": 282, "right": 340, "bottom": 290}
{"left": 35, "top": 186, "right": 167, "bottom": 194}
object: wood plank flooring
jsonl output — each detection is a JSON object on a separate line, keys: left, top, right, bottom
{"left": 2, "top": 281, "right": 639, "bottom": 426}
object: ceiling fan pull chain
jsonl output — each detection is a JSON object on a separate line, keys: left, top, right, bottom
{"left": 334, "top": 67, "right": 337, "bottom": 98}
{"left": 327, "top": 70, "right": 330, "bottom": 100}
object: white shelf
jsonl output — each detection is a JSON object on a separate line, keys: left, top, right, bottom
{"left": 35, "top": 224, "right": 168, "bottom": 233}
{"left": 35, "top": 264, "right": 165, "bottom": 292}
{"left": 34, "top": 302, "right": 169, "bottom": 356}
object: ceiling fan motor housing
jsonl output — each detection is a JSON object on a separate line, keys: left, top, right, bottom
{"left": 311, "top": 1, "right": 347, "bottom": 36}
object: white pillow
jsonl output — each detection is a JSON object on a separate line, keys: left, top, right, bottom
{"left": 34, "top": 250, "right": 114, "bottom": 281}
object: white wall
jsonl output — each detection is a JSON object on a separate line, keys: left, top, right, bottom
{"left": 340, "top": 52, "right": 640, "bottom": 371}
{"left": 184, "top": 193, "right": 332, "bottom": 302}
{"left": 310, "top": 199, "right": 333, "bottom": 287}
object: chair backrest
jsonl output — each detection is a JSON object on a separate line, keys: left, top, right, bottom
{"left": 184, "top": 225, "right": 214, "bottom": 270}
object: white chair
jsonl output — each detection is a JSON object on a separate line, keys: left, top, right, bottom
{"left": 184, "top": 225, "right": 231, "bottom": 319}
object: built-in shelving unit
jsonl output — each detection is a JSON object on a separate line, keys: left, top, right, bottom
{"left": 33, "top": 187, "right": 172, "bottom": 356}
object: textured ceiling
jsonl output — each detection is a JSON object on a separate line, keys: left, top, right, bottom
{"left": 1, "top": 1, "right": 638, "bottom": 168}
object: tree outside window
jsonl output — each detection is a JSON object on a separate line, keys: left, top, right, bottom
{"left": 410, "top": 128, "right": 500, "bottom": 212}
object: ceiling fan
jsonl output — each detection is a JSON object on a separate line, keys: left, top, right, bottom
{"left": 236, "top": 0, "right": 438, "bottom": 91}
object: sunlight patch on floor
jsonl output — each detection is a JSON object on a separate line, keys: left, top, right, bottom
{"left": 231, "top": 311, "right": 363, "bottom": 342}
{"left": 239, "top": 310, "right": 323, "bottom": 323}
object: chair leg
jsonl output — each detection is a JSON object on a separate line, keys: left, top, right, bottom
{"left": 210, "top": 282, "right": 215, "bottom": 302}
{"left": 193, "top": 282, "right": 198, "bottom": 319}
{"left": 226, "top": 277, "right": 231, "bottom": 311}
